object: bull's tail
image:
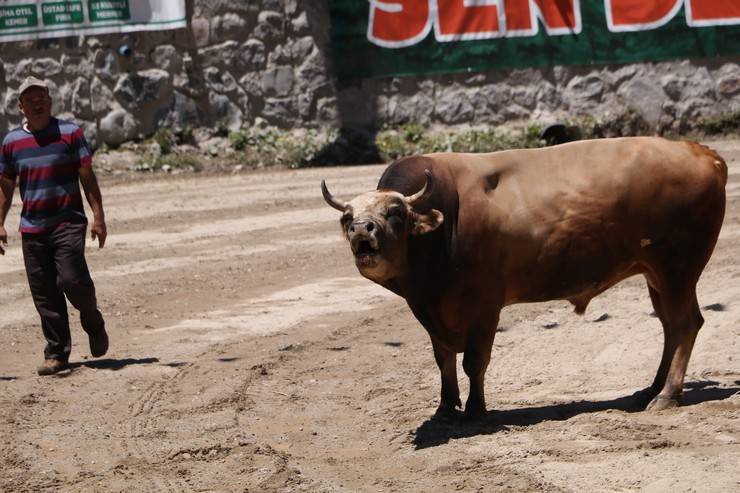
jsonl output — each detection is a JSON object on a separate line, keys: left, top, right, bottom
{"left": 706, "top": 146, "right": 728, "bottom": 186}
{"left": 687, "top": 141, "right": 728, "bottom": 186}
{"left": 714, "top": 153, "right": 729, "bottom": 186}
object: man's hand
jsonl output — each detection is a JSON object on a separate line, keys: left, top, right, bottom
{"left": 0, "top": 175, "right": 15, "bottom": 255}
{"left": 79, "top": 166, "right": 106, "bottom": 248}
{"left": 91, "top": 219, "right": 107, "bottom": 248}
{"left": 0, "top": 224, "right": 6, "bottom": 255}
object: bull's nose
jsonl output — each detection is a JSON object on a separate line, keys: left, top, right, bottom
{"left": 349, "top": 220, "right": 374, "bottom": 234}
{"left": 350, "top": 233, "right": 379, "bottom": 256}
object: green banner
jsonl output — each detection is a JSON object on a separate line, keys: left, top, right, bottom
{"left": 0, "top": 0, "right": 185, "bottom": 42}
{"left": 41, "top": 1, "right": 83, "bottom": 25}
{"left": 88, "top": 0, "right": 130, "bottom": 22}
{"left": 329, "top": 1, "right": 740, "bottom": 83}
{"left": 0, "top": 4, "right": 38, "bottom": 29}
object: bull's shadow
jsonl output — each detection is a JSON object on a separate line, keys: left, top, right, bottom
{"left": 412, "top": 381, "right": 740, "bottom": 449}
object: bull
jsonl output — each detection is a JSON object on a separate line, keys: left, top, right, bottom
{"left": 321, "top": 137, "right": 727, "bottom": 419}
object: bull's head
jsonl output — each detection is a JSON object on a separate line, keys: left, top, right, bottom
{"left": 321, "top": 169, "right": 444, "bottom": 282}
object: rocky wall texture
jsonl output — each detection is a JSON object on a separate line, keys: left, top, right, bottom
{"left": 0, "top": 0, "right": 739, "bottom": 149}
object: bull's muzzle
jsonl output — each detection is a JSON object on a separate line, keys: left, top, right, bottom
{"left": 349, "top": 222, "right": 380, "bottom": 257}
{"left": 349, "top": 220, "right": 374, "bottom": 235}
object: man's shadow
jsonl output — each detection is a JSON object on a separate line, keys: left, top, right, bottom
{"left": 69, "top": 357, "right": 160, "bottom": 371}
{"left": 412, "top": 380, "right": 740, "bottom": 449}
{"left": 1, "top": 358, "right": 163, "bottom": 379}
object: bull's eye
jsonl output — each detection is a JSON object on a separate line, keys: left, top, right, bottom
{"left": 341, "top": 213, "right": 352, "bottom": 226}
{"left": 386, "top": 206, "right": 403, "bottom": 218}
{"left": 388, "top": 216, "right": 403, "bottom": 231}
{"left": 387, "top": 206, "right": 405, "bottom": 232}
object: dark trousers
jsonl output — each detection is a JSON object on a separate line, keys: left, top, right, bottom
{"left": 21, "top": 223, "right": 105, "bottom": 361}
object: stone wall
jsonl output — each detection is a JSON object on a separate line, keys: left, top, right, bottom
{"left": 1, "top": 0, "right": 739, "bottom": 149}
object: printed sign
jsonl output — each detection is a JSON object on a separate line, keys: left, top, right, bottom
{"left": 41, "top": 1, "right": 83, "bottom": 25}
{"left": 0, "top": 0, "right": 185, "bottom": 42}
{"left": 0, "top": 3, "right": 38, "bottom": 29}
{"left": 330, "top": 0, "right": 740, "bottom": 81}
{"left": 88, "top": 0, "right": 130, "bottom": 22}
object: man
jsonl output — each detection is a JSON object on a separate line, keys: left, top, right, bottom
{"left": 0, "top": 76, "right": 109, "bottom": 376}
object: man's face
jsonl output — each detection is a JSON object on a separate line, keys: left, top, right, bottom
{"left": 18, "top": 87, "right": 52, "bottom": 127}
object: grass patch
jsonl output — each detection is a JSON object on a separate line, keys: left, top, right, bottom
{"left": 227, "top": 127, "right": 339, "bottom": 168}
{"left": 153, "top": 128, "right": 177, "bottom": 155}
{"left": 225, "top": 124, "right": 543, "bottom": 168}
{"left": 134, "top": 153, "right": 202, "bottom": 173}
{"left": 696, "top": 111, "right": 740, "bottom": 136}
{"left": 376, "top": 123, "right": 543, "bottom": 161}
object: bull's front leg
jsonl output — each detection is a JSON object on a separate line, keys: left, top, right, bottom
{"left": 431, "top": 336, "right": 461, "bottom": 417}
{"left": 462, "top": 313, "right": 499, "bottom": 419}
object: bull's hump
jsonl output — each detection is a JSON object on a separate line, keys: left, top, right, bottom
{"left": 379, "top": 155, "right": 438, "bottom": 195}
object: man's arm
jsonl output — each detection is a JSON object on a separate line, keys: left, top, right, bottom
{"left": 0, "top": 175, "right": 15, "bottom": 255}
{"left": 79, "top": 166, "right": 107, "bottom": 248}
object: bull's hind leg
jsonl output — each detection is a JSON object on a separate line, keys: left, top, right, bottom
{"left": 646, "top": 284, "right": 704, "bottom": 411}
{"left": 646, "top": 285, "right": 675, "bottom": 396}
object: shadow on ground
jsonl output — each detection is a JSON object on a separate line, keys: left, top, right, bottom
{"left": 412, "top": 381, "right": 740, "bottom": 449}
{"left": 70, "top": 357, "right": 160, "bottom": 371}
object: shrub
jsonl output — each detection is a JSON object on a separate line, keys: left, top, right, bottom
{"left": 376, "top": 123, "right": 543, "bottom": 161}
{"left": 134, "top": 153, "right": 202, "bottom": 173}
{"left": 229, "top": 131, "right": 249, "bottom": 151}
{"left": 228, "top": 127, "right": 339, "bottom": 168}
{"left": 696, "top": 111, "right": 740, "bottom": 135}
{"left": 153, "top": 128, "right": 177, "bottom": 155}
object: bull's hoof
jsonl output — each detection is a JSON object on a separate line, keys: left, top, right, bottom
{"left": 646, "top": 394, "right": 680, "bottom": 411}
{"left": 631, "top": 387, "right": 659, "bottom": 408}
{"left": 462, "top": 405, "right": 486, "bottom": 422}
{"left": 433, "top": 405, "right": 460, "bottom": 422}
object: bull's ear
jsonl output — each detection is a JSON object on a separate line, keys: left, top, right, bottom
{"left": 411, "top": 209, "right": 443, "bottom": 235}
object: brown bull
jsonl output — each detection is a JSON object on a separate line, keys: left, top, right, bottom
{"left": 322, "top": 137, "right": 727, "bottom": 418}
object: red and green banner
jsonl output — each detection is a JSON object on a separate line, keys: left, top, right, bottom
{"left": 329, "top": 1, "right": 740, "bottom": 82}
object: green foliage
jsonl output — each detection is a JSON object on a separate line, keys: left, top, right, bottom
{"left": 214, "top": 120, "right": 230, "bottom": 138}
{"left": 400, "top": 123, "right": 425, "bottom": 144}
{"left": 226, "top": 123, "right": 549, "bottom": 168}
{"left": 696, "top": 111, "right": 740, "bottom": 135}
{"left": 153, "top": 128, "right": 177, "bottom": 155}
{"left": 229, "top": 131, "right": 249, "bottom": 151}
{"left": 134, "top": 153, "right": 202, "bottom": 173}
{"left": 228, "top": 127, "right": 339, "bottom": 168}
{"left": 177, "top": 125, "right": 195, "bottom": 145}
{"left": 375, "top": 123, "right": 544, "bottom": 161}
{"left": 524, "top": 124, "right": 543, "bottom": 141}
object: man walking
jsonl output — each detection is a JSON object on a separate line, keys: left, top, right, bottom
{"left": 0, "top": 76, "right": 109, "bottom": 375}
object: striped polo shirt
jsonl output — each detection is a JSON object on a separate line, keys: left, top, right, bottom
{"left": 0, "top": 118, "right": 91, "bottom": 233}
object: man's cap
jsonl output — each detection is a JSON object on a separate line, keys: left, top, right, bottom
{"left": 18, "top": 76, "right": 48, "bottom": 99}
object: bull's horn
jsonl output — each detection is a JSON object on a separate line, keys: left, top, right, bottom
{"left": 321, "top": 180, "right": 347, "bottom": 211}
{"left": 405, "top": 169, "right": 433, "bottom": 203}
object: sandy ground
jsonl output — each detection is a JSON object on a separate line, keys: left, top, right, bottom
{"left": 1, "top": 140, "right": 739, "bottom": 493}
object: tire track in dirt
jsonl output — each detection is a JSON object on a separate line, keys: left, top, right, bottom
{"left": 121, "top": 365, "right": 197, "bottom": 491}
{"left": 0, "top": 394, "right": 36, "bottom": 493}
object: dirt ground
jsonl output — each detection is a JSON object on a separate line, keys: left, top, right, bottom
{"left": 1, "top": 139, "right": 739, "bottom": 493}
